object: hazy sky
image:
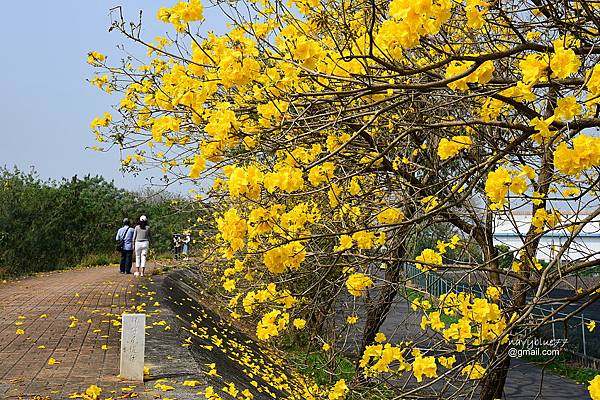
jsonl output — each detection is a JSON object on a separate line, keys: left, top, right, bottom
{"left": 0, "top": 1, "right": 225, "bottom": 191}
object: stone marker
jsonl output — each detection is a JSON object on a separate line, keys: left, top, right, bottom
{"left": 120, "top": 313, "right": 146, "bottom": 381}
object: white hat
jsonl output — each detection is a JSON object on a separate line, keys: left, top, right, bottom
{"left": 140, "top": 215, "right": 147, "bottom": 222}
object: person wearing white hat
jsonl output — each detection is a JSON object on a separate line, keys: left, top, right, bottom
{"left": 132, "top": 215, "right": 151, "bottom": 276}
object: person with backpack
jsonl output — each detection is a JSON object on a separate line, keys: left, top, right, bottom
{"left": 133, "top": 215, "right": 151, "bottom": 277}
{"left": 115, "top": 218, "right": 134, "bottom": 274}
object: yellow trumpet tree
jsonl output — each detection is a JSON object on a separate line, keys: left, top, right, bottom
{"left": 90, "top": 0, "right": 600, "bottom": 398}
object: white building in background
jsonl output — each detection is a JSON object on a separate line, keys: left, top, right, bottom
{"left": 493, "top": 212, "right": 600, "bottom": 262}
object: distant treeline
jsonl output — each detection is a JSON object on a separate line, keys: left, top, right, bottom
{"left": 0, "top": 167, "right": 207, "bottom": 277}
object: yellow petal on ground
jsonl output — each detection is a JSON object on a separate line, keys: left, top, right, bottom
{"left": 154, "top": 383, "right": 175, "bottom": 391}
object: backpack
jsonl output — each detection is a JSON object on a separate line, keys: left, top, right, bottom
{"left": 116, "top": 227, "right": 131, "bottom": 252}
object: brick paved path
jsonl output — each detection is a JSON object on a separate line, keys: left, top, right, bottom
{"left": 0, "top": 265, "right": 151, "bottom": 399}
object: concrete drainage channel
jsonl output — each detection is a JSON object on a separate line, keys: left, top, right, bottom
{"left": 145, "top": 267, "right": 305, "bottom": 400}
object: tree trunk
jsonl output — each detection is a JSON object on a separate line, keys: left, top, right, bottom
{"left": 359, "top": 259, "right": 402, "bottom": 355}
{"left": 479, "top": 348, "right": 510, "bottom": 400}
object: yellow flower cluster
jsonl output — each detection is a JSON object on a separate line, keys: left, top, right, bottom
{"left": 87, "top": 51, "right": 105, "bottom": 65}
{"left": 263, "top": 242, "right": 306, "bottom": 273}
{"left": 376, "top": 207, "right": 405, "bottom": 224}
{"left": 307, "top": 162, "right": 335, "bottom": 186}
{"left": 263, "top": 165, "right": 304, "bottom": 193}
{"left": 445, "top": 60, "right": 494, "bottom": 91}
{"left": 382, "top": 0, "right": 453, "bottom": 50}
{"left": 420, "top": 311, "right": 445, "bottom": 331}
{"left": 412, "top": 355, "right": 438, "bottom": 382}
{"left": 216, "top": 208, "right": 247, "bottom": 253}
{"left": 227, "top": 165, "right": 264, "bottom": 199}
{"left": 359, "top": 343, "right": 410, "bottom": 375}
{"left": 589, "top": 375, "right": 600, "bottom": 400}
{"left": 327, "top": 379, "right": 348, "bottom": 400}
{"left": 550, "top": 39, "right": 581, "bottom": 79}
{"left": 484, "top": 166, "right": 529, "bottom": 209}
{"left": 519, "top": 53, "right": 549, "bottom": 84}
{"left": 529, "top": 116, "right": 555, "bottom": 144}
{"left": 157, "top": 0, "right": 204, "bottom": 32}
{"left": 554, "top": 134, "right": 600, "bottom": 175}
{"left": 248, "top": 206, "right": 279, "bottom": 238}
{"left": 465, "top": 0, "right": 489, "bottom": 29}
{"left": 151, "top": 116, "right": 181, "bottom": 142}
{"left": 334, "top": 235, "right": 353, "bottom": 251}
{"left": 437, "top": 136, "right": 473, "bottom": 160}
{"left": 278, "top": 203, "right": 320, "bottom": 236}
{"left": 256, "top": 309, "right": 289, "bottom": 340}
{"left": 436, "top": 292, "right": 507, "bottom": 351}
{"left": 461, "top": 363, "right": 486, "bottom": 379}
{"left": 435, "top": 235, "right": 461, "bottom": 254}
{"left": 292, "top": 37, "right": 324, "bottom": 69}
{"left": 237, "top": 283, "right": 297, "bottom": 316}
{"left": 587, "top": 64, "right": 600, "bottom": 106}
{"left": 531, "top": 208, "right": 561, "bottom": 233}
{"left": 352, "top": 230, "right": 379, "bottom": 250}
{"left": 415, "top": 248, "right": 442, "bottom": 271}
{"left": 189, "top": 155, "right": 206, "bottom": 178}
{"left": 485, "top": 286, "right": 502, "bottom": 300}
{"left": 553, "top": 96, "right": 581, "bottom": 121}
{"left": 90, "top": 112, "right": 112, "bottom": 130}
{"left": 345, "top": 273, "right": 374, "bottom": 297}
{"left": 420, "top": 195, "right": 439, "bottom": 212}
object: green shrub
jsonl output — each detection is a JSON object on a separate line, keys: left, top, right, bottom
{"left": 0, "top": 167, "right": 210, "bottom": 278}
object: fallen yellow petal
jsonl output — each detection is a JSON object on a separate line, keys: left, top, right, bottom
{"left": 48, "top": 357, "right": 61, "bottom": 365}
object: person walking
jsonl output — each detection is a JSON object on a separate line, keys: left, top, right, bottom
{"left": 115, "top": 218, "right": 134, "bottom": 274}
{"left": 133, "top": 215, "right": 151, "bottom": 277}
{"left": 182, "top": 233, "right": 191, "bottom": 259}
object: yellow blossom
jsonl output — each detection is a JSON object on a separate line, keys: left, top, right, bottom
{"left": 437, "top": 136, "right": 472, "bottom": 160}
{"left": 461, "top": 363, "right": 486, "bottom": 379}
{"left": 293, "top": 318, "right": 306, "bottom": 330}
{"left": 553, "top": 96, "right": 581, "bottom": 121}
{"left": 412, "top": 355, "right": 437, "bottom": 382}
{"left": 346, "top": 273, "right": 374, "bottom": 297}
{"left": 328, "top": 379, "right": 348, "bottom": 400}
{"left": 550, "top": 43, "right": 580, "bottom": 79}
{"left": 415, "top": 248, "right": 442, "bottom": 271}
{"left": 589, "top": 375, "right": 600, "bottom": 400}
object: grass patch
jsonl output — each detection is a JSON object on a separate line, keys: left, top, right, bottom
{"left": 522, "top": 352, "right": 599, "bottom": 384}
{"left": 285, "top": 347, "right": 355, "bottom": 386}
{"left": 77, "top": 253, "right": 119, "bottom": 268}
